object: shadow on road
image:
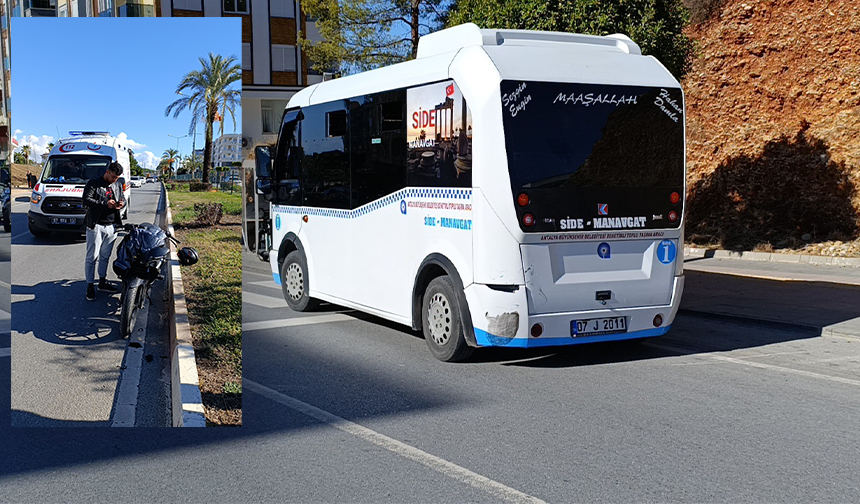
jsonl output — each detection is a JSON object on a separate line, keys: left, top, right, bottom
{"left": 12, "top": 280, "right": 124, "bottom": 345}
{"left": 681, "top": 270, "right": 860, "bottom": 337}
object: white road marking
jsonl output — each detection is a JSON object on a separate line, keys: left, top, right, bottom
{"left": 242, "top": 313, "right": 356, "bottom": 332}
{"left": 245, "top": 379, "right": 547, "bottom": 504}
{"left": 243, "top": 268, "right": 273, "bottom": 279}
{"left": 0, "top": 280, "right": 10, "bottom": 290}
{"left": 247, "top": 280, "right": 281, "bottom": 290}
{"left": 0, "top": 347, "right": 9, "bottom": 358}
{"left": 648, "top": 342, "right": 860, "bottom": 387}
{"left": 242, "top": 291, "right": 286, "bottom": 309}
{"left": 111, "top": 300, "right": 149, "bottom": 427}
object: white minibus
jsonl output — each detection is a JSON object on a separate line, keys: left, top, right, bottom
{"left": 255, "top": 24, "right": 686, "bottom": 361}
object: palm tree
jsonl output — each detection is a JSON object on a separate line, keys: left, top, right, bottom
{"left": 22, "top": 144, "right": 32, "bottom": 164}
{"left": 162, "top": 148, "right": 179, "bottom": 178}
{"left": 165, "top": 52, "right": 241, "bottom": 184}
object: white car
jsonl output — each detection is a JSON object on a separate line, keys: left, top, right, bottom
{"left": 130, "top": 176, "right": 144, "bottom": 188}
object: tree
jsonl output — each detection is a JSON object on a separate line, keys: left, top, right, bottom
{"left": 447, "top": 0, "right": 694, "bottom": 79}
{"left": 162, "top": 148, "right": 179, "bottom": 178}
{"left": 128, "top": 151, "right": 145, "bottom": 176}
{"left": 21, "top": 145, "right": 32, "bottom": 164}
{"left": 13, "top": 151, "right": 27, "bottom": 165}
{"left": 300, "top": 0, "right": 448, "bottom": 74}
{"left": 157, "top": 159, "right": 172, "bottom": 179}
{"left": 165, "top": 52, "right": 241, "bottom": 184}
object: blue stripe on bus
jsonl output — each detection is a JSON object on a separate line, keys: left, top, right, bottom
{"left": 271, "top": 187, "right": 472, "bottom": 219}
{"left": 473, "top": 326, "right": 671, "bottom": 348}
{"left": 273, "top": 273, "right": 281, "bottom": 285}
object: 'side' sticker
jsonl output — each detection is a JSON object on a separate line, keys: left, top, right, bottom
{"left": 657, "top": 239, "right": 676, "bottom": 264}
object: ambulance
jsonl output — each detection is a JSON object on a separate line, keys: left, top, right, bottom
{"left": 28, "top": 131, "right": 132, "bottom": 237}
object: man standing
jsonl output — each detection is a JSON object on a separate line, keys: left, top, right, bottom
{"left": 82, "top": 161, "right": 126, "bottom": 301}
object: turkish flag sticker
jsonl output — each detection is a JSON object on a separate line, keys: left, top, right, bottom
{"left": 446, "top": 84, "right": 454, "bottom": 96}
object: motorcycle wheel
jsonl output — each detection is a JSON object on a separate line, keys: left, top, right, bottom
{"left": 120, "top": 283, "right": 142, "bottom": 338}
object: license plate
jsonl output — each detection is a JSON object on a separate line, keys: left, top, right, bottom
{"left": 571, "top": 317, "right": 627, "bottom": 337}
{"left": 51, "top": 217, "right": 77, "bottom": 225}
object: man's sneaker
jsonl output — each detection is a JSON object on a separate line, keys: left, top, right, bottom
{"left": 86, "top": 284, "right": 96, "bottom": 301}
{"left": 98, "top": 279, "right": 119, "bottom": 293}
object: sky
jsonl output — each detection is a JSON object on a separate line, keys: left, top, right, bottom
{"left": 11, "top": 17, "right": 241, "bottom": 171}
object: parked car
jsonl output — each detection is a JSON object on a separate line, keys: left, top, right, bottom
{"left": 130, "top": 176, "right": 144, "bottom": 188}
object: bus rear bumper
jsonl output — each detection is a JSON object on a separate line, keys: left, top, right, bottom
{"left": 467, "top": 275, "right": 684, "bottom": 348}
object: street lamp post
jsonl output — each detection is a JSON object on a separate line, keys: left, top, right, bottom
{"left": 167, "top": 133, "right": 188, "bottom": 178}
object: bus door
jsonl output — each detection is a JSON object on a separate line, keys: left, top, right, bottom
{"left": 300, "top": 101, "right": 354, "bottom": 299}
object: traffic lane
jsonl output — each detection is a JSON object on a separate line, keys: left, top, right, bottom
{"left": 0, "top": 423, "right": 503, "bottom": 504}
{"left": 11, "top": 185, "right": 162, "bottom": 426}
{"left": 244, "top": 285, "right": 860, "bottom": 501}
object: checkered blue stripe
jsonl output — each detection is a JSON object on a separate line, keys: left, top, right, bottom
{"left": 272, "top": 187, "right": 472, "bottom": 219}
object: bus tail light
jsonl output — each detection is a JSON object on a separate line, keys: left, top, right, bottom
{"left": 517, "top": 193, "right": 530, "bottom": 207}
{"left": 653, "top": 314, "right": 664, "bottom": 327}
{"left": 670, "top": 191, "right": 680, "bottom": 204}
{"left": 523, "top": 214, "right": 535, "bottom": 227}
{"left": 530, "top": 323, "right": 543, "bottom": 337}
{"left": 668, "top": 211, "right": 678, "bottom": 223}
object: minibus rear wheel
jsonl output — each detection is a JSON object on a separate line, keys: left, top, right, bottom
{"left": 281, "top": 250, "right": 319, "bottom": 312}
{"left": 422, "top": 276, "right": 474, "bottom": 362}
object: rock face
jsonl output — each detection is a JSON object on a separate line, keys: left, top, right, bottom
{"left": 683, "top": 0, "right": 860, "bottom": 250}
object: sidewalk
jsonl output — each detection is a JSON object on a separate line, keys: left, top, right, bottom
{"left": 681, "top": 249, "right": 860, "bottom": 339}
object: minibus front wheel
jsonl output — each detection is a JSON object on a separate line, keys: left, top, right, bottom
{"left": 422, "top": 275, "right": 474, "bottom": 362}
{"left": 281, "top": 250, "right": 319, "bottom": 312}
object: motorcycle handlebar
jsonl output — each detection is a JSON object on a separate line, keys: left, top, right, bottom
{"left": 117, "top": 223, "right": 181, "bottom": 245}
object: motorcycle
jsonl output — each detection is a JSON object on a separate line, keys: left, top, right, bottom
{"left": 112, "top": 222, "right": 198, "bottom": 337}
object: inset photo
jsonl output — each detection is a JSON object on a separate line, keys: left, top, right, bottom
{"left": 10, "top": 17, "right": 241, "bottom": 427}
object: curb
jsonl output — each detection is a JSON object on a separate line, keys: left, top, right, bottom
{"left": 165, "top": 185, "right": 206, "bottom": 427}
{"left": 684, "top": 247, "right": 860, "bottom": 268}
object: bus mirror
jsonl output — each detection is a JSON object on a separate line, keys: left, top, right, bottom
{"left": 255, "top": 146, "right": 272, "bottom": 179}
{"left": 256, "top": 178, "right": 273, "bottom": 200}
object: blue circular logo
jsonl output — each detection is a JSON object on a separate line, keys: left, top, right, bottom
{"left": 275, "top": 214, "right": 281, "bottom": 231}
{"left": 400, "top": 200, "right": 407, "bottom": 215}
{"left": 597, "top": 242, "right": 611, "bottom": 259}
{"left": 657, "top": 239, "right": 676, "bottom": 264}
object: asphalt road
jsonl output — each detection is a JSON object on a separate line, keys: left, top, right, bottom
{"left": 0, "top": 246, "right": 858, "bottom": 502}
{"left": 10, "top": 183, "right": 172, "bottom": 427}
{"left": 239, "top": 253, "right": 860, "bottom": 502}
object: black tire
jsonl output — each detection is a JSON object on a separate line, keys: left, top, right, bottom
{"left": 28, "top": 221, "right": 50, "bottom": 237}
{"left": 120, "top": 283, "right": 142, "bottom": 338}
{"left": 281, "top": 250, "right": 319, "bottom": 311}
{"left": 422, "top": 276, "right": 474, "bottom": 362}
{"left": 3, "top": 217, "right": 9, "bottom": 232}
{"left": 257, "top": 229, "right": 270, "bottom": 262}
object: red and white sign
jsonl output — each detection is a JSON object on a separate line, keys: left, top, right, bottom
{"left": 43, "top": 186, "right": 84, "bottom": 195}
{"left": 87, "top": 144, "right": 102, "bottom": 151}
{"left": 59, "top": 144, "right": 76, "bottom": 152}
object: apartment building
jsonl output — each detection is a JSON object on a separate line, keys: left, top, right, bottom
{"left": 212, "top": 133, "right": 240, "bottom": 168}
{"left": 9, "top": 0, "right": 153, "bottom": 16}
{"left": 158, "top": 0, "right": 321, "bottom": 158}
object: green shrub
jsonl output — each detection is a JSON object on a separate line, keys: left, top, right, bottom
{"left": 189, "top": 181, "right": 212, "bottom": 192}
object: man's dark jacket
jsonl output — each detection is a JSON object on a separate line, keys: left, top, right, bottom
{"left": 82, "top": 176, "right": 125, "bottom": 230}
